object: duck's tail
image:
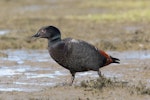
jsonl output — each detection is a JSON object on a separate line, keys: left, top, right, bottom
{"left": 110, "top": 56, "right": 120, "bottom": 64}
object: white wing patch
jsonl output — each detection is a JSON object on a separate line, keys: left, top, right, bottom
{"left": 70, "top": 39, "right": 79, "bottom": 43}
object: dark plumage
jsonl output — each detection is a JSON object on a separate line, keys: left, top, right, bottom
{"left": 32, "top": 26, "right": 120, "bottom": 85}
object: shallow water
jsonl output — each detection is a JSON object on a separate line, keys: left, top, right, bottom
{"left": 0, "top": 50, "right": 149, "bottom": 92}
{"left": 1, "top": 50, "right": 52, "bottom": 64}
{"left": 0, "top": 30, "right": 9, "bottom": 35}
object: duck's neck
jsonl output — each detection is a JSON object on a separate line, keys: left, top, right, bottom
{"left": 48, "top": 35, "right": 61, "bottom": 48}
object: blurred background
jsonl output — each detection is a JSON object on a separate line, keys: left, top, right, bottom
{"left": 0, "top": 0, "right": 149, "bottom": 50}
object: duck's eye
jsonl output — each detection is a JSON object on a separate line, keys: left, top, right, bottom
{"left": 41, "top": 29, "right": 46, "bottom": 33}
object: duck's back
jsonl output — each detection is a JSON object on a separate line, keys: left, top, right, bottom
{"left": 49, "top": 38, "right": 105, "bottom": 72}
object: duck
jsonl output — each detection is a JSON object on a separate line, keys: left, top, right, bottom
{"left": 32, "top": 26, "right": 120, "bottom": 85}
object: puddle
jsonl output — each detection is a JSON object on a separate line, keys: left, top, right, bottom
{"left": 26, "top": 70, "right": 67, "bottom": 79}
{"left": 0, "top": 88, "right": 34, "bottom": 92}
{"left": 0, "top": 66, "right": 51, "bottom": 77}
{"left": 0, "top": 65, "right": 67, "bottom": 92}
{"left": 0, "top": 68, "right": 22, "bottom": 76}
{"left": 107, "top": 50, "right": 150, "bottom": 60}
{"left": 14, "top": 82, "right": 55, "bottom": 86}
{"left": 104, "top": 71, "right": 123, "bottom": 78}
{"left": 0, "top": 50, "right": 149, "bottom": 92}
{"left": 0, "top": 50, "right": 52, "bottom": 64}
{"left": 0, "top": 30, "right": 9, "bottom": 35}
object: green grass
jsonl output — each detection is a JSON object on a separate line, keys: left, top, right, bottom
{"left": 65, "top": 9, "right": 150, "bottom": 22}
{"left": 80, "top": 0, "right": 150, "bottom": 9}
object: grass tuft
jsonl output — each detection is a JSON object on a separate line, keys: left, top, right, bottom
{"left": 81, "top": 76, "right": 150, "bottom": 95}
{"left": 130, "top": 81, "right": 150, "bottom": 95}
{"left": 81, "top": 76, "right": 127, "bottom": 90}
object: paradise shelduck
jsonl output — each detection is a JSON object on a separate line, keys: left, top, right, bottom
{"left": 32, "top": 26, "right": 120, "bottom": 85}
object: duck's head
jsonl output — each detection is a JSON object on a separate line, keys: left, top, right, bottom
{"left": 32, "top": 26, "right": 61, "bottom": 40}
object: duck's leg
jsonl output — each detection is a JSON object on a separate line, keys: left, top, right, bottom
{"left": 97, "top": 69, "right": 102, "bottom": 77}
{"left": 70, "top": 71, "right": 76, "bottom": 85}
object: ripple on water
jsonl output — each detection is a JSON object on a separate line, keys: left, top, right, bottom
{"left": 0, "top": 65, "right": 67, "bottom": 92}
{"left": 0, "top": 87, "right": 38, "bottom": 92}
{"left": 26, "top": 71, "right": 67, "bottom": 79}
{"left": 0, "top": 65, "right": 53, "bottom": 77}
{"left": 14, "top": 82, "right": 55, "bottom": 86}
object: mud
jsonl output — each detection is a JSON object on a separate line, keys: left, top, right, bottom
{"left": 0, "top": 50, "right": 149, "bottom": 99}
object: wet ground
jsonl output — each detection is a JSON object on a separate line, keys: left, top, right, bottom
{"left": 0, "top": 50, "right": 150, "bottom": 92}
{"left": 0, "top": 30, "right": 9, "bottom": 35}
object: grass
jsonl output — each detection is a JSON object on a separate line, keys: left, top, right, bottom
{"left": 65, "top": 9, "right": 150, "bottom": 22}
{"left": 80, "top": 0, "right": 150, "bottom": 9}
{"left": 81, "top": 76, "right": 127, "bottom": 90}
{"left": 132, "top": 81, "right": 150, "bottom": 95}
{"left": 0, "top": 0, "right": 150, "bottom": 50}
{"left": 81, "top": 76, "right": 150, "bottom": 95}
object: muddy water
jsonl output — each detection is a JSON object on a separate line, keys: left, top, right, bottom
{"left": 0, "top": 50, "right": 150, "bottom": 92}
{"left": 0, "top": 30, "right": 9, "bottom": 35}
